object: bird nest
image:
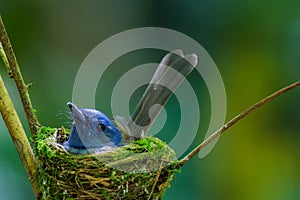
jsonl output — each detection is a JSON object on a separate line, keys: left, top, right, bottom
{"left": 32, "top": 127, "right": 180, "bottom": 200}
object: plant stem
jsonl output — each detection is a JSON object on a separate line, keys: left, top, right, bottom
{"left": 0, "top": 15, "right": 40, "bottom": 135}
{"left": 0, "top": 40, "right": 11, "bottom": 75}
{"left": 0, "top": 74, "right": 40, "bottom": 198}
{"left": 180, "top": 80, "right": 300, "bottom": 166}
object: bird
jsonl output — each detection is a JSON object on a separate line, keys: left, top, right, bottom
{"left": 63, "top": 50, "right": 198, "bottom": 155}
{"left": 63, "top": 103, "right": 123, "bottom": 154}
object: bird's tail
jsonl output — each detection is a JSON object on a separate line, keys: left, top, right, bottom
{"left": 127, "top": 50, "right": 198, "bottom": 138}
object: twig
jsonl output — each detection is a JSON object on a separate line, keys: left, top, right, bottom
{"left": 147, "top": 163, "right": 163, "bottom": 200}
{"left": 0, "top": 15, "right": 40, "bottom": 135}
{"left": 0, "top": 74, "right": 40, "bottom": 198}
{"left": 180, "top": 80, "right": 300, "bottom": 166}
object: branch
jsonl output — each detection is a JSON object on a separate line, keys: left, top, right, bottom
{"left": 0, "top": 40, "right": 11, "bottom": 75}
{"left": 0, "top": 15, "right": 40, "bottom": 135}
{"left": 0, "top": 74, "right": 40, "bottom": 198}
{"left": 180, "top": 80, "right": 300, "bottom": 166}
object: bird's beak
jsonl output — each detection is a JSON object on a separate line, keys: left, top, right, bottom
{"left": 67, "top": 102, "right": 85, "bottom": 123}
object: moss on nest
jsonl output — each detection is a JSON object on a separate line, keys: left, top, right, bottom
{"left": 32, "top": 126, "right": 181, "bottom": 200}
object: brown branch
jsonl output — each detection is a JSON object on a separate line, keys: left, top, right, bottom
{"left": 0, "top": 15, "right": 40, "bottom": 135}
{"left": 180, "top": 80, "right": 300, "bottom": 166}
{"left": 0, "top": 74, "right": 40, "bottom": 198}
{"left": 147, "top": 163, "right": 163, "bottom": 200}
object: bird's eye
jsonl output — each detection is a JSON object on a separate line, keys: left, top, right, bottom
{"left": 98, "top": 123, "right": 106, "bottom": 132}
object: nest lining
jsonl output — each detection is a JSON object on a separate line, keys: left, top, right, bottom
{"left": 32, "top": 126, "right": 180, "bottom": 200}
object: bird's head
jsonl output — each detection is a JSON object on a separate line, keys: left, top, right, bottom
{"left": 64, "top": 102, "right": 122, "bottom": 153}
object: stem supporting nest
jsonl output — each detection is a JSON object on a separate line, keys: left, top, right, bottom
{"left": 0, "top": 74, "right": 40, "bottom": 198}
{"left": 0, "top": 15, "right": 40, "bottom": 136}
{"left": 180, "top": 80, "right": 300, "bottom": 165}
{"left": 0, "top": 15, "right": 40, "bottom": 199}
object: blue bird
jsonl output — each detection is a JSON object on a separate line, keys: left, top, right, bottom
{"left": 63, "top": 103, "right": 123, "bottom": 154}
{"left": 63, "top": 50, "right": 198, "bottom": 155}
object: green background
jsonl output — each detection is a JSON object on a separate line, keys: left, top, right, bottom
{"left": 1, "top": 1, "right": 300, "bottom": 199}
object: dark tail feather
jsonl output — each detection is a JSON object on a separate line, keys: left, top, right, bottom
{"left": 128, "top": 50, "right": 198, "bottom": 138}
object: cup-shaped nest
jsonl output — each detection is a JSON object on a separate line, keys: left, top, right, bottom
{"left": 33, "top": 127, "right": 180, "bottom": 200}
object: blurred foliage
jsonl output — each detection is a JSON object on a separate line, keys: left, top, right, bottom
{"left": 0, "top": 0, "right": 300, "bottom": 200}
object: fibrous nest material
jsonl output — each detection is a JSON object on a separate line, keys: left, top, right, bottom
{"left": 33, "top": 127, "right": 180, "bottom": 200}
